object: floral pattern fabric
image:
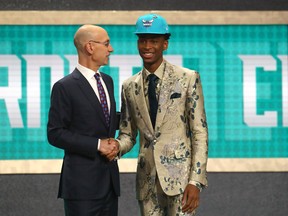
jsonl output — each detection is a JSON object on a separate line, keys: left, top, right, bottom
{"left": 118, "top": 60, "right": 208, "bottom": 201}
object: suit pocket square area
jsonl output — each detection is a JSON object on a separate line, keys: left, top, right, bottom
{"left": 170, "top": 92, "right": 181, "bottom": 99}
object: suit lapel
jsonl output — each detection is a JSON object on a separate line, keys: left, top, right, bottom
{"left": 72, "top": 70, "right": 107, "bottom": 127}
{"left": 101, "top": 73, "right": 117, "bottom": 132}
{"left": 132, "top": 64, "right": 178, "bottom": 133}
{"left": 101, "top": 73, "right": 114, "bottom": 114}
{"left": 132, "top": 72, "right": 154, "bottom": 134}
{"left": 155, "top": 62, "right": 177, "bottom": 129}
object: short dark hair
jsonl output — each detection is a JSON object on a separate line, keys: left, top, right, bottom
{"left": 164, "top": 34, "right": 171, "bottom": 40}
{"left": 137, "top": 33, "right": 171, "bottom": 40}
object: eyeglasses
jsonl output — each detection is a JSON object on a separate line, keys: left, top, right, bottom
{"left": 89, "top": 40, "right": 110, "bottom": 47}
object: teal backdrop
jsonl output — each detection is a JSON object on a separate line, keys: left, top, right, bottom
{"left": 0, "top": 25, "right": 287, "bottom": 160}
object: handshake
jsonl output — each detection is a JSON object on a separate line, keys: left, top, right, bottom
{"left": 99, "top": 138, "right": 120, "bottom": 161}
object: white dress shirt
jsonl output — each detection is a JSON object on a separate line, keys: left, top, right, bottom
{"left": 76, "top": 63, "right": 111, "bottom": 112}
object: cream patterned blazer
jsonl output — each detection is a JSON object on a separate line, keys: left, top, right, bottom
{"left": 118, "top": 60, "right": 208, "bottom": 200}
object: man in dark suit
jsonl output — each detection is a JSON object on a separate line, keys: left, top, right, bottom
{"left": 47, "top": 24, "right": 120, "bottom": 216}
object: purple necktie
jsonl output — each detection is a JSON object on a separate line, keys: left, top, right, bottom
{"left": 95, "top": 73, "right": 110, "bottom": 126}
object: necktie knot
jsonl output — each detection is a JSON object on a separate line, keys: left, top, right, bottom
{"left": 148, "top": 73, "right": 158, "bottom": 83}
{"left": 95, "top": 73, "right": 101, "bottom": 81}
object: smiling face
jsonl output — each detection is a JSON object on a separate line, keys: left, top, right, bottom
{"left": 137, "top": 34, "right": 168, "bottom": 72}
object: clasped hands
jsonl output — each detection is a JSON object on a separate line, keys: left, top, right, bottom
{"left": 99, "top": 138, "right": 120, "bottom": 161}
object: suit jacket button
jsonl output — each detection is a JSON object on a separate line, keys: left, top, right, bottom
{"left": 155, "top": 131, "right": 161, "bottom": 138}
{"left": 153, "top": 139, "right": 157, "bottom": 144}
{"left": 140, "top": 157, "right": 145, "bottom": 168}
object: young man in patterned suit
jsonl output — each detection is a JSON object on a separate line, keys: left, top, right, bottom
{"left": 116, "top": 14, "right": 209, "bottom": 215}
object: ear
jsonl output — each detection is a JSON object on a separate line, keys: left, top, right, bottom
{"left": 85, "top": 42, "right": 94, "bottom": 55}
{"left": 163, "top": 40, "right": 168, "bottom": 51}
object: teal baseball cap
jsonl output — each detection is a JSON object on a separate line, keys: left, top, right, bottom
{"left": 134, "top": 13, "right": 171, "bottom": 36}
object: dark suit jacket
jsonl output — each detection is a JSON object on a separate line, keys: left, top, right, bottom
{"left": 47, "top": 68, "right": 120, "bottom": 200}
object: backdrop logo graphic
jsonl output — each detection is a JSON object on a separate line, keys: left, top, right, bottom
{"left": 239, "top": 55, "right": 288, "bottom": 127}
{"left": 0, "top": 25, "right": 287, "bottom": 160}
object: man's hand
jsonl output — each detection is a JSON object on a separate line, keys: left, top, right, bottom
{"left": 106, "top": 138, "right": 120, "bottom": 161}
{"left": 182, "top": 184, "right": 200, "bottom": 214}
{"left": 99, "top": 138, "right": 119, "bottom": 161}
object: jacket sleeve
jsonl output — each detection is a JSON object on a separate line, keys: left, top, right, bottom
{"left": 117, "top": 83, "right": 138, "bottom": 156}
{"left": 47, "top": 81, "right": 98, "bottom": 158}
{"left": 187, "top": 71, "right": 209, "bottom": 187}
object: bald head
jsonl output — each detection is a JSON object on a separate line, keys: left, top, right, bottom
{"left": 74, "top": 24, "right": 107, "bottom": 52}
{"left": 73, "top": 24, "right": 113, "bottom": 71}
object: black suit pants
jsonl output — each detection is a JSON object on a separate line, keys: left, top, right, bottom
{"left": 64, "top": 190, "right": 118, "bottom": 216}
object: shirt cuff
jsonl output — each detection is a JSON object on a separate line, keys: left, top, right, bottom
{"left": 115, "top": 138, "right": 122, "bottom": 159}
{"left": 97, "top": 139, "right": 101, "bottom": 150}
{"left": 189, "top": 180, "right": 203, "bottom": 192}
